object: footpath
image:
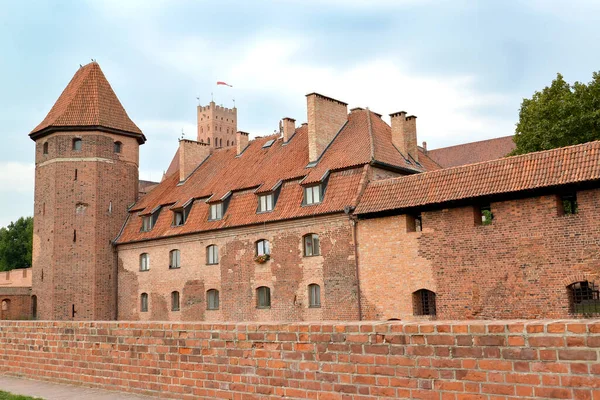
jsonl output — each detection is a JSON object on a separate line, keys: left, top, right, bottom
{"left": 0, "top": 375, "right": 156, "bottom": 400}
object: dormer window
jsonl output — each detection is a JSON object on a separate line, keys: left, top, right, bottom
{"left": 141, "top": 208, "right": 161, "bottom": 232}
{"left": 209, "top": 202, "right": 223, "bottom": 221}
{"left": 258, "top": 193, "right": 274, "bottom": 213}
{"left": 303, "top": 184, "right": 322, "bottom": 205}
{"left": 173, "top": 201, "right": 193, "bottom": 226}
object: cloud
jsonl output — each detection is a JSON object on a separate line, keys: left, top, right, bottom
{"left": 0, "top": 162, "right": 34, "bottom": 193}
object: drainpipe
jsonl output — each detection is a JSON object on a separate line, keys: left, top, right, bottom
{"left": 346, "top": 207, "right": 362, "bottom": 320}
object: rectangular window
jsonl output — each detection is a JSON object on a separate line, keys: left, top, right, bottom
{"left": 475, "top": 204, "right": 493, "bottom": 226}
{"left": 406, "top": 213, "right": 422, "bottom": 232}
{"left": 140, "top": 293, "right": 148, "bottom": 312}
{"left": 257, "top": 287, "right": 271, "bottom": 308}
{"left": 304, "top": 185, "right": 321, "bottom": 205}
{"left": 209, "top": 203, "right": 223, "bottom": 220}
{"left": 560, "top": 193, "right": 578, "bottom": 215}
{"left": 171, "top": 291, "right": 180, "bottom": 311}
{"left": 207, "top": 245, "right": 219, "bottom": 265}
{"left": 141, "top": 216, "right": 152, "bottom": 232}
{"left": 303, "top": 234, "right": 320, "bottom": 257}
{"left": 258, "top": 193, "right": 274, "bottom": 213}
{"left": 207, "top": 290, "right": 220, "bottom": 310}
{"left": 308, "top": 284, "right": 321, "bottom": 308}
{"left": 140, "top": 254, "right": 150, "bottom": 271}
{"left": 169, "top": 250, "right": 180, "bottom": 269}
{"left": 173, "top": 210, "right": 184, "bottom": 226}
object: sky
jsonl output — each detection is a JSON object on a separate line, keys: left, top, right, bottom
{"left": 1, "top": 0, "right": 600, "bottom": 228}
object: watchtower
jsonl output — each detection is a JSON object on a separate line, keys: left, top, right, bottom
{"left": 197, "top": 101, "right": 237, "bottom": 148}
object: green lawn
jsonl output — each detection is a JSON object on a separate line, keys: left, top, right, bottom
{"left": 0, "top": 391, "right": 43, "bottom": 400}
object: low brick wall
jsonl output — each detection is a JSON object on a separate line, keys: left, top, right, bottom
{"left": 0, "top": 320, "right": 599, "bottom": 399}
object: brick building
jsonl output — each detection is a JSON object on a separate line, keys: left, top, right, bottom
{"left": 27, "top": 62, "right": 600, "bottom": 322}
{"left": 0, "top": 268, "right": 32, "bottom": 320}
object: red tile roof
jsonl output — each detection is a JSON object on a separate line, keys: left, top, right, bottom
{"left": 30, "top": 62, "right": 145, "bottom": 143}
{"left": 426, "top": 136, "right": 515, "bottom": 168}
{"left": 355, "top": 141, "right": 600, "bottom": 215}
{"left": 116, "top": 109, "right": 434, "bottom": 244}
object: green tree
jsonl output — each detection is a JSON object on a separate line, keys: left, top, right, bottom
{"left": 0, "top": 217, "right": 33, "bottom": 271}
{"left": 512, "top": 72, "right": 600, "bottom": 155}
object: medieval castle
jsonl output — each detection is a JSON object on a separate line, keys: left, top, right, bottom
{"left": 3, "top": 62, "right": 600, "bottom": 322}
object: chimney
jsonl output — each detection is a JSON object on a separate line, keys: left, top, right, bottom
{"left": 390, "top": 111, "right": 418, "bottom": 163}
{"left": 306, "top": 93, "right": 348, "bottom": 162}
{"left": 179, "top": 139, "right": 210, "bottom": 182}
{"left": 236, "top": 131, "right": 249, "bottom": 155}
{"left": 422, "top": 141, "right": 427, "bottom": 154}
{"left": 282, "top": 118, "right": 295, "bottom": 143}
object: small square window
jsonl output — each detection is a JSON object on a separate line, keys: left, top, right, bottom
{"left": 560, "top": 193, "right": 578, "bottom": 215}
{"left": 476, "top": 204, "right": 493, "bottom": 226}
{"left": 406, "top": 213, "right": 422, "bottom": 232}
{"left": 173, "top": 210, "right": 184, "bottom": 226}
{"left": 303, "top": 234, "right": 320, "bottom": 256}
{"left": 304, "top": 185, "right": 321, "bottom": 205}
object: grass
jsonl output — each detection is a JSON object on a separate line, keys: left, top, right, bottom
{"left": 0, "top": 391, "right": 43, "bottom": 400}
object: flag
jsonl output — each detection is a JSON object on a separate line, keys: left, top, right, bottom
{"left": 217, "top": 81, "right": 233, "bottom": 87}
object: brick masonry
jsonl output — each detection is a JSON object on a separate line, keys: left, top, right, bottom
{"left": 0, "top": 288, "right": 31, "bottom": 320}
{"left": 0, "top": 319, "right": 599, "bottom": 399}
{"left": 117, "top": 214, "right": 360, "bottom": 322}
{"left": 357, "top": 188, "right": 600, "bottom": 321}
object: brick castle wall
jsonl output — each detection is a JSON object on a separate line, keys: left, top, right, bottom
{"left": 0, "top": 319, "right": 598, "bottom": 399}
{"left": 0, "top": 289, "right": 31, "bottom": 320}
{"left": 358, "top": 188, "right": 600, "bottom": 321}
{"left": 117, "top": 214, "right": 359, "bottom": 322}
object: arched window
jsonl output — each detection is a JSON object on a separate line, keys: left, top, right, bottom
{"left": 72, "top": 138, "right": 82, "bottom": 151}
{"left": 219, "top": 138, "right": 222, "bottom": 147}
{"left": 206, "top": 245, "right": 219, "bottom": 265}
{"left": 256, "top": 286, "right": 271, "bottom": 308}
{"left": 569, "top": 281, "right": 600, "bottom": 314}
{"left": 207, "top": 289, "right": 219, "bottom": 310}
{"left": 1, "top": 299, "right": 9, "bottom": 311}
{"left": 139, "top": 253, "right": 150, "bottom": 271}
{"left": 31, "top": 295, "right": 37, "bottom": 319}
{"left": 114, "top": 141, "right": 122, "bottom": 153}
{"left": 171, "top": 291, "right": 180, "bottom": 311}
{"left": 308, "top": 284, "right": 321, "bottom": 308}
{"left": 43, "top": 142, "right": 48, "bottom": 155}
{"left": 169, "top": 249, "right": 180, "bottom": 269}
{"left": 256, "top": 239, "right": 270, "bottom": 256}
{"left": 140, "top": 293, "right": 148, "bottom": 312}
{"left": 303, "top": 234, "right": 320, "bottom": 256}
{"left": 413, "top": 289, "right": 436, "bottom": 316}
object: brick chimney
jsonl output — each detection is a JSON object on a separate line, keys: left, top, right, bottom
{"left": 282, "top": 118, "right": 295, "bottom": 143}
{"left": 390, "top": 111, "right": 418, "bottom": 163}
{"left": 237, "top": 131, "right": 249, "bottom": 155}
{"left": 306, "top": 93, "right": 348, "bottom": 162}
{"left": 179, "top": 139, "right": 210, "bottom": 182}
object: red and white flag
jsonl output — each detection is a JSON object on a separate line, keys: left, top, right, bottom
{"left": 216, "top": 81, "right": 233, "bottom": 87}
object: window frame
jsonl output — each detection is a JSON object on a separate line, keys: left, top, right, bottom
{"left": 256, "top": 239, "right": 271, "bottom": 256}
{"left": 308, "top": 284, "right": 321, "bottom": 308}
{"left": 257, "top": 193, "right": 275, "bottom": 213}
{"left": 139, "top": 253, "right": 150, "bottom": 272}
{"left": 207, "top": 289, "right": 220, "bottom": 310}
{"left": 256, "top": 286, "right": 271, "bottom": 309}
{"left": 114, "top": 141, "right": 122, "bottom": 154}
{"left": 171, "top": 291, "right": 180, "bottom": 312}
{"left": 303, "top": 234, "right": 320, "bottom": 257}
{"left": 206, "top": 244, "right": 219, "bottom": 265}
{"left": 169, "top": 249, "right": 181, "bottom": 269}
{"left": 413, "top": 289, "right": 436, "bottom": 316}
{"left": 303, "top": 184, "right": 322, "bottom": 206}
{"left": 140, "top": 293, "right": 148, "bottom": 312}
{"left": 476, "top": 204, "right": 493, "bottom": 226}
{"left": 560, "top": 192, "right": 578, "bottom": 216}
{"left": 209, "top": 202, "right": 224, "bottom": 221}
{"left": 72, "top": 138, "right": 82, "bottom": 151}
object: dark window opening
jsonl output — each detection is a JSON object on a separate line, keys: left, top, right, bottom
{"left": 73, "top": 230, "right": 76, "bottom": 243}
{"left": 308, "top": 284, "right": 321, "bottom": 308}
{"left": 207, "top": 289, "right": 219, "bottom": 310}
{"left": 114, "top": 141, "right": 122, "bottom": 153}
{"left": 406, "top": 213, "right": 422, "bottom": 232}
{"left": 72, "top": 304, "right": 76, "bottom": 318}
{"left": 256, "top": 286, "right": 271, "bottom": 309}
{"left": 171, "top": 291, "right": 180, "bottom": 311}
{"left": 140, "top": 293, "right": 148, "bottom": 312}
{"left": 72, "top": 138, "right": 82, "bottom": 151}
{"left": 43, "top": 142, "right": 48, "bottom": 155}
{"left": 475, "top": 204, "right": 493, "bottom": 225}
{"left": 74, "top": 169, "right": 78, "bottom": 181}
{"left": 560, "top": 193, "right": 578, "bottom": 215}
{"left": 569, "top": 281, "right": 600, "bottom": 314}
{"left": 31, "top": 295, "right": 37, "bottom": 319}
{"left": 413, "top": 289, "right": 436, "bottom": 316}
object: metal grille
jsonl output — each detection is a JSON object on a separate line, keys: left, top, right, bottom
{"left": 570, "top": 281, "right": 600, "bottom": 314}
{"left": 413, "top": 289, "right": 436, "bottom": 316}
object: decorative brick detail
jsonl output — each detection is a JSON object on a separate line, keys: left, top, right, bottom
{"left": 0, "top": 319, "right": 598, "bottom": 399}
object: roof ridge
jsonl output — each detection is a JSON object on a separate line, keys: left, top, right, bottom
{"left": 365, "top": 108, "right": 375, "bottom": 161}
{"left": 368, "top": 140, "right": 600, "bottom": 188}
{"left": 429, "top": 135, "right": 515, "bottom": 151}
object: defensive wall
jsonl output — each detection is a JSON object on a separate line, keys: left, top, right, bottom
{"left": 0, "top": 319, "right": 599, "bottom": 399}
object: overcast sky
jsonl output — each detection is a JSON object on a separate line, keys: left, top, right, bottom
{"left": 1, "top": 0, "right": 599, "bottom": 228}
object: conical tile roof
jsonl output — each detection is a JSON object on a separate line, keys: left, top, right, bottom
{"left": 30, "top": 62, "right": 145, "bottom": 143}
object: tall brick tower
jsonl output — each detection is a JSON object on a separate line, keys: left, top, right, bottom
{"left": 196, "top": 101, "right": 237, "bottom": 148}
{"left": 29, "top": 62, "right": 145, "bottom": 320}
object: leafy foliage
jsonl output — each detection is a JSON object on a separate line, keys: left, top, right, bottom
{"left": 0, "top": 217, "right": 33, "bottom": 271}
{"left": 0, "top": 390, "right": 42, "bottom": 400}
{"left": 512, "top": 72, "right": 600, "bottom": 155}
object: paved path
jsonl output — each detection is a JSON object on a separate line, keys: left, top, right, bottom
{"left": 0, "top": 375, "right": 157, "bottom": 399}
